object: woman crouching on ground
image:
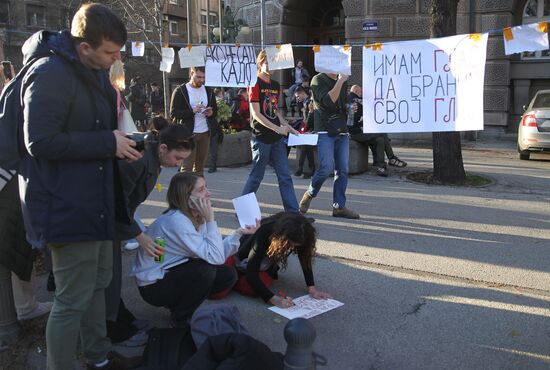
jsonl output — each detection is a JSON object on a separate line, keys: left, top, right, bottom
{"left": 131, "top": 172, "right": 259, "bottom": 327}
{"left": 233, "top": 212, "right": 332, "bottom": 308}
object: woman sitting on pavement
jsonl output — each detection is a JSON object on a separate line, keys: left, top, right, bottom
{"left": 131, "top": 172, "right": 259, "bottom": 327}
{"left": 232, "top": 212, "right": 332, "bottom": 308}
{"left": 105, "top": 122, "right": 195, "bottom": 345}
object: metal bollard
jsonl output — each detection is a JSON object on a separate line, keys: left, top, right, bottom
{"left": 0, "top": 263, "right": 20, "bottom": 350}
{"left": 283, "top": 318, "right": 316, "bottom": 370}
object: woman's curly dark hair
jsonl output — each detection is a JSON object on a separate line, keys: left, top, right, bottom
{"left": 265, "top": 212, "right": 317, "bottom": 271}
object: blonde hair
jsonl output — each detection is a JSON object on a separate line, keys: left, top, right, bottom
{"left": 109, "top": 60, "right": 125, "bottom": 91}
{"left": 256, "top": 49, "right": 267, "bottom": 72}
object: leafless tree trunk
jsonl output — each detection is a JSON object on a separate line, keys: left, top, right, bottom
{"left": 430, "top": 0, "right": 466, "bottom": 184}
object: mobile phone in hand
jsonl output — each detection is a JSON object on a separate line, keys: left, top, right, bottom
{"left": 188, "top": 195, "right": 201, "bottom": 209}
{"left": 2, "top": 61, "right": 12, "bottom": 80}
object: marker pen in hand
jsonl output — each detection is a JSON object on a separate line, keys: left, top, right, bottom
{"left": 278, "top": 291, "right": 295, "bottom": 306}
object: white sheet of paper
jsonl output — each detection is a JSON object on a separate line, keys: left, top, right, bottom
{"left": 287, "top": 133, "right": 318, "bottom": 146}
{"left": 504, "top": 22, "right": 549, "bottom": 55}
{"left": 159, "top": 47, "right": 175, "bottom": 72}
{"left": 265, "top": 44, "right": 295, "bottom": 71}
{"left": 161, "top": 47, "right": 175, "bottom": 63}
{"left": 159, "top": 61, "right": 172, "bottom": 72}
{"left": 178, "top": 45, "right": 206, "bottom": 68}
{"left": 232, "top": 192, "right": 261, "bottom": 229}
{"left": 131, "top": 41, "right": 145, "bottom": 57}
{"left": 314, "top": 45, "right": 351, "bottom": 75}
{"left": 268, "top": 295, "right": 344, "bottom": 320}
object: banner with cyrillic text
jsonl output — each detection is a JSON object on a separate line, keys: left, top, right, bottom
{"left": 205, "top": 45, "right": 257, "bottom": 87}
{"left": 362, "top": 34, "right": 489, "bottom": 133}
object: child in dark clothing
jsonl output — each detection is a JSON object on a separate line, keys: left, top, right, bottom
{"left": 293, "top": 87, "right": 316, "bottom": 178}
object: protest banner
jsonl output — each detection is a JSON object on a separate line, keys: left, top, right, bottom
{"left": 265, "top": 44, "right": 294, "bottom": 71}
{"left": 178, "top": 45, "right": 206, "bottom": 68}
{"left": 159, "top": 47, "right": 175, "bottom": 72}
{"left": 362, "top": 33, "right": 489, "bottom": 134}
{"left": 503, "top": 22, "right": 549, "bottom": 55}
{"left": 204, "top": 45, "right": 257, "bottom": 87}
{"left": 314, "top": 45, "right": 352, "bottom": 75}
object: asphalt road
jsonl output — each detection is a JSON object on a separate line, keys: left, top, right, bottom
{"left": 33, "top": 139, "right": 550, "bottom": 369}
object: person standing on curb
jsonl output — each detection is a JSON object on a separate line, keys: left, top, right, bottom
{"left": 170, "top": 66, "right": 218, "bottom": 176}
{"left": 241, "top": 50, "right": 300, "bottom": 213}
{"left": 18, "top": 3, "right": 143, "bottom": 369}
{"left": 299, "top": 72, "right": 360, "bottom": 219}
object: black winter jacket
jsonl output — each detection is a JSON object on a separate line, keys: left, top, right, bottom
{"left": 18, "top": 30, "right": 129, "bottom": 248}
{"left": 169, "top": 84, "right": 218, "bottom": 134}
{"left": 116, "top": 141, "right": 161, "bottom": 240}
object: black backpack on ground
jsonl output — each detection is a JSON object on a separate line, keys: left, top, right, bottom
{"left": 143, "top": 326, "right": 197, "bottom": 370}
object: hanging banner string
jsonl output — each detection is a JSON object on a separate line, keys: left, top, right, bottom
{"left": 0, "top": 24, "right": 545, "bottom": 49}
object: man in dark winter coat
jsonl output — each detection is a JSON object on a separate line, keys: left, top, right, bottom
{"left": 170, "top": 66, "right": 218, "bottom": 176}
{"left": 18, "top": 3, "right": 143, "bottom": 369}
{"left": 126, "top": 77, "right": 147, "bottom": 130}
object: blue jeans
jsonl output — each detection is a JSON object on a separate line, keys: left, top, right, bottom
{"left": 242, "top": 135, "right": 299, "bottom": 213}
{"left": 307, "top": 133, "right": 349, "bottom": 208}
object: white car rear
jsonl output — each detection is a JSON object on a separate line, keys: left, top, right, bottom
{"left": 518, "top": 89, "right": 550, "bottom": 160}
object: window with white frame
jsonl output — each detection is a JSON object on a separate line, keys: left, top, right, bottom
{"left": 26, "top": 4, "right": 46, "bottom": 27}
{"left": 522, "top": 0, "right": 550, "bottom": 59}
{"left": 200, "top": 10, "right": 218, "bottom": 27}
{"left": 169, "top": 20, "right": 179, "bottom": 35}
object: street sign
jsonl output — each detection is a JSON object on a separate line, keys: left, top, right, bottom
{"left": 362, "top": 21, "right": 378, "bottom": 32}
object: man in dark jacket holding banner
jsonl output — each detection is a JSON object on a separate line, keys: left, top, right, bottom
{"left": 18, "top": 3, "right": 143, "bottom": 369}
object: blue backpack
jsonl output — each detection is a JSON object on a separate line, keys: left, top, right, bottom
{"left": 0, "top": 56, "right": 48, "bottom": 171}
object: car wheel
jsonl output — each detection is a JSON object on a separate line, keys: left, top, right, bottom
{"left": 518, "top": 148, "right": 530, "bottom": 160}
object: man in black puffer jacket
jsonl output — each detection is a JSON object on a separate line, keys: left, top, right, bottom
{"left": 18, "top": 4, "right": 143, "bottom": 370}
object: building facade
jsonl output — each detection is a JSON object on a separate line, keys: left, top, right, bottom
{"left": 227, "top": 0, "right": 550, "bottom": 135}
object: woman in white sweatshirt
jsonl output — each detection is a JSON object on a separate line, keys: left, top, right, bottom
{"left": 131, "top": 172, "right": 258, "bottom": 327}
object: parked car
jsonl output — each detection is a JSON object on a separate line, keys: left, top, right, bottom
{"left": 518, "top": 89, "right": 550, "bottom": 160}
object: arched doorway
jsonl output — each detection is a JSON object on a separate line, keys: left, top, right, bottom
{"left": 304, "top": 1, "right": 345, "bottom": 73}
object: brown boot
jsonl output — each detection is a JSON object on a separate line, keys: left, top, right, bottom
{"left": 332, "top": 207, "right": 360, "bottom": 219}
{"left": 87, "top": 351, "right": 144, "bottom": 370}
{"left": 299, "top": 191, "right": 314, "bottom": 214}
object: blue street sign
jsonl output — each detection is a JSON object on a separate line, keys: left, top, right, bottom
{"left": 362, "top": 21, "right": 378, "bottom": 32}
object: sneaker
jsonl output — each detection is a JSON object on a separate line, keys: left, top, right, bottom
{"left": 332, "top": 207, "right": 360, "bottom": 219}
{"left": 123, "top": 241, "right": 139, "bottom": 251}
{"left": 87, "top": 351, "right": 143, "bottom": 370}
{"left": 299, "top": 192, "right": 313, "bottom": 214}
{"left": 18, "top": 301, "right": 53, "bottom": 321}
{"left": 376, "top": 167, "right": 389, "bottom": 177}
{"left": 388, "top": 156, "right": 407, "bottom": 168}
{"left": 294, "top": 169, "right": 303, "bottom": 177}
{"left": 118, "top": 331, "right": 148, "bottom": 347}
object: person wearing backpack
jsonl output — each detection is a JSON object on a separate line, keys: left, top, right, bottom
{"left": 17, "top": 4, "right": 143, "bottom": 370}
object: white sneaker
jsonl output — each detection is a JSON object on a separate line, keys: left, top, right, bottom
{"left": 124, "top": 241, "right": 140, "bottom": 251}
{"left": 18, "top": 301, "right": 53, "bottom": 321}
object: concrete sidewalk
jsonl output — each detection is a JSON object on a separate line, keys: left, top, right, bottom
{"left": 31, "top": 140, "right": 550, "bottom": 369}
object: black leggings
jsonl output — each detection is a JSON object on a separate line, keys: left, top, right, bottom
{"left": 138, "top": 259, "right": 237, "bottom": 325}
